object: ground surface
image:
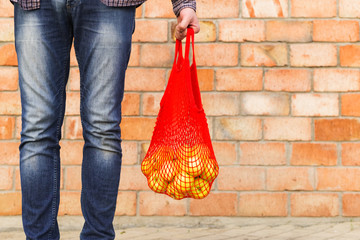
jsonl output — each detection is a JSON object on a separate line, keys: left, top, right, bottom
{"left": 2, "top": 216, "right": 360, "bottom": 239}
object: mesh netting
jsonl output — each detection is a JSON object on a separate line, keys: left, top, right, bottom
{"left": 141, "top": 29, "right": 219, "bottom": 200}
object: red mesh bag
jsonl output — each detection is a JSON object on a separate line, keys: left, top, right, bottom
{"left": 141, "top": 28, "right": 219, "bottom": 200}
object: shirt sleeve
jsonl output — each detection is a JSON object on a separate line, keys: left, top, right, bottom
{"left": 172, "top": 0, "right": 196, "bottom": 17}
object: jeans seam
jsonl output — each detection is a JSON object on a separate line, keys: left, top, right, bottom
{"left": 48, "top": 42, "right": 71, "bottom": 240}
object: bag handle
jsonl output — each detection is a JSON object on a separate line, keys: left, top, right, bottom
{"left": 174, "top": 36, "right": 183, "bottom": 70}
{"left": 174, "top": 28, "right": 196, "bottom": 70}
{"left": 185, "top": 28, "right": 196, "bottom": 66}
{"left": 185, "top": 28, "right": 203, "bottom": 112}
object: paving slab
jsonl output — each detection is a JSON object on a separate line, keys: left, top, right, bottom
{"left": 2, "top": 216, "right": 360, "bottom": 239}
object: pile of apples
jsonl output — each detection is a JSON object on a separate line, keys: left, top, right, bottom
{"left": 141, "top": 144, "right": 219, "bottom": 200}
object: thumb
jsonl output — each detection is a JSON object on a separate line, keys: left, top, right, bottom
{"left": 177, "top": 15, "right": 190, "bottom": 32}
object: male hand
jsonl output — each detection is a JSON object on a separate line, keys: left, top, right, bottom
{"left": 175, "top": 8, "right": 200, "bottom": 40}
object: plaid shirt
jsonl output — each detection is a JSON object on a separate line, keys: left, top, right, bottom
{"left": 11, "top": 0, "right": 196, "bottom": 16}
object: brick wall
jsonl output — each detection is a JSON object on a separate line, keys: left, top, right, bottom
{"left": 1, "top": 0, "right": 360, "bottom": 217}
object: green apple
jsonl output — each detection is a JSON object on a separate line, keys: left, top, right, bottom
{"left": 148, "top": 171, "right": 168, "bottom": 193}
{"left": 190, "top": 178, "right": 211, "bottom": 199}
{"left": 159, "top": 159, "right": 178, "bottom": 182}
{"left": 155, "top": 145, "right": 175, "bottom": 162}
{"left": 183, "top": 155, "right": 204, "bottom": 177}
{"left": 173, "top": 171, "right": 195, "bottom": 194}
{"left": 141, "top": 155, "right": 156, "bottom": 177}
{"left": 166, "top": 181, "right": 185, "bottom": 200}
{"left": 200, "top": 158, "right": 219, "bottom": 182}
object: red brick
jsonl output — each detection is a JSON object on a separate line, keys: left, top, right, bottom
{"left": 190, "top": 193, "right": 237, "bottom": 216}
{"left": 119, "top": 166, "right": 148, "bottom": 190}
{"left": 214, "top": 118, "right": 262, "bottom": 141}
{"left": 291, "top": 0, "right": 336, "bottom": 17}
{"left": 68, "top": 68, "right": 80, "bottom": 91}
{"left": 64, "top": 92, "right": 80, "bottom": 116}
{"left": 0, "top": 142, "right": 20, "bottom": 165}
{"left": 267, "top": 167, "right": 314, "bottom": 191}
{"left": 343, "top": 193, "right": 360, "bottom": 216}
{"left": 15, "top": 116, "right": 21, "bottom": 139}
{"left": 120, "top": 117, "right": 156, "bottom": 141}
{"left": 196, "top": 44, "right": 238, "bottom": 67}
{"left": 0, "top": 167, "right": 13, "bottom": 190}
{"left": 122, "top": 93, "right": 140, "bottom": 116}
{"left": 314, "top": 69, "right": 360, "bottom": 92}
{"left": 241, "top": 92, "right": 289, "bottom": 116}
{"left": 197, "top": 69, "right": 214, "bottom": 91}
{"left": 313, "top": 20, "right": 359, "bottom": 42}
{"left": 197, "top": 0, "right": 239, "bottom": 18}
{"left": 292, "top": 94, "right": 339, "bottom": 117}
{"left": 291, "top": 193, "right": 339, "bottom": 217}
{"left": 142, "top": 93, "right": 162, "bottom": 116}
{"left": 0, "top": 44, "right": 17, "bottom": 66}
{"left": 0, "top": 92, "right": 21, "bottom": 115}
{"left": 0, "top": 116, "right": 15, "bottom": 139}
{"left": 341, "top": 45, "right": 360, "bottom": 67}
{"left": 0, "top": 0, "right": 14, "bottom": 17}
{"left": 59, "top": 192, "right": 82, "bottom": 215}
{"left": 242, "top": 0, "right": 288, "bottom": 18}
{"left": 69, "top": 45, "right": 78, "bottom": 67}
{"left": 61, "top": 167, "right": 64, "bottom": 190}
{"left": 140, "top": 44, "right": 173, "bottom": 67}
{"left": 140, "top": 142, "right": 150, "bottom": 161}
{"left": 202, "top": 93, "right": 241, "bottom": 116}
{"left": 133, "top": 20, "right": 168, "bottom": 42}
{"left": 60, "top": 141, "right": 83, "bottom": 165}
{"left": 64, "top": 116, "right": 83, "bottom": 140}
{"left": 266, "top": 21, "right": 312, "bottom": 42}
{"left": 342, "top": 94, "right": 360, "bottom": 116}
{"left": 217, "top": 167, "right": 265, "bottom": 191}
{"left": 195, "top": 21, "right": 217, "bottom": 42}
{"left": 135, "top": 5, "right": 142, "bottom": 18}
{"left": 128, "top": 44, "right": 140, "bottom": 67}
{"left": 315, "top": 119, "right": 360, "bottom": 141}
{"left": 290, "top": 44, "right": 337, "bottom": 67}
{"left": 239, "top": 193, "right": 287, "bottom": 217}
{"left": 144, "top": 0, "right": 173, "bottom": 18}
{"left": 0, "top": 18, "right": 14, "bottom": 41}
{"left": 115, "top": 192, "right": 137, "bottom": 216}
{"left": 213, "top": 142, "right": 236, "bottom": 166}
{"left": 15, "top": 167, "right": 20, "bottom": 190}
{"left": 291, "top": 143, "right": 338, "bottom": 166}
{"left": 0, "top": 192, "right": 22, "bottom": 215}
{"left": 240, "top": 142, "right": 286, "bottom": 166}
{"left": 342, "top": 143, "right": 360, "bottom": 166}
{"left": 219, "top": 20, "right": 265, "bottom": 42}
{"left": 339, "top": 0, "right": 360, "bottom": 17}
{"left": 216, "top": 69, "right": 263, "bottom": 91}
{"left": 125, "top": 68, "right": 166, "bottom": 91}
{"left": 265, "top": 69, "right": 311, "bottom": 92}
{"left": 264, "top": 118, "right": 311, "bottom": 141}
{"left": 0, "top": 67, "right": 18, "bottom": 91}
{"left": 317, "top": 168, "right": 360, "bottom": 191}
{"left": 139, "top": 192, "right": 186, "bottom": 216}
{"left": 121, "top": 141, "right": 138, "bottom": 165}
{"left": 65, "top": 166, "right": 81, "bottom": 190}
{"left": 241, "top": 44, "right": 287, "bottom": 67}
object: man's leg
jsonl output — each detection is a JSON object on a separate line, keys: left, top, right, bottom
{"left": 70, "top": 1, "right": 135, "bottom": 239}
{"left": 14, "top": 1, "right": 72, "bottom": 239}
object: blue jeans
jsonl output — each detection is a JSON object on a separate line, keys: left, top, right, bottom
{"left": 14, "top": 0, "right": 135, "bottom": 239}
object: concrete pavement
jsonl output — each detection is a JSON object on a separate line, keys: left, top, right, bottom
{"left": 2, "top": 216, "right": 360, "bottom": 239}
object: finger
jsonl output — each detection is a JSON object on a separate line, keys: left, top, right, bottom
{"left": 191, "top": 24, "right": 200, "bottom": 34}
{"left": 175, "top": 27, "right": 187, "bottom": 40}
{"left": 175, "top": 18, "right": 190, "bottom": 40}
